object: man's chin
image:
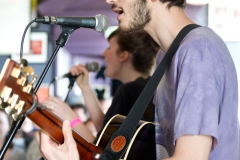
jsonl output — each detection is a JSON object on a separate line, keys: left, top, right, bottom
{"left": 117, "top": 23, "right": 128, "bottom": 32}
{"left": 118, "top": 26, "right": 144, "bottom": 35}
{"left": 117, "top": 19, "right": 147, "bottom": 34}
{"left": 118, "top": 27, "right": 129, "bottom": 34}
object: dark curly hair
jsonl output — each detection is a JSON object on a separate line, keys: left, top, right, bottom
{"left": 108, "top": 28, "right": 160, "bottom": 75}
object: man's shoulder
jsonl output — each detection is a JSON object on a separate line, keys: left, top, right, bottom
{"left": 175, "top": 26, "right": 228, "bottom": 63}
{"left": 181, "top": 26, "right": 223, "bottom": 46}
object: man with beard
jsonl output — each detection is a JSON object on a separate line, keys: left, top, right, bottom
{"left": 36, "top": 0, "right": 240, "bottom": 160}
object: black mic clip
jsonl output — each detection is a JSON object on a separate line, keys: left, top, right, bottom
{"left": 68, "top": 75, "right": 78, "bottom": 82}
{"left": 68, "top": 77, "right": 76, "bottom": 90}
{"left": 65, "top": 75, "right": 78, "bottom": 102}
{"left": 57, "top": 26, "right": 78, "bottom": 47}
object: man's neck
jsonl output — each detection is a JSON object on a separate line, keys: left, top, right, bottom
{"left": 145, "top": 4, "right": 194, "bottom": 52}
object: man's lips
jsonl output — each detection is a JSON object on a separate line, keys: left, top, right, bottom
{"left": 112, "top": 8, "right": 123, "bottom": 20}
{"left": 112, "top": 6, "right": 123, "bottom": 15}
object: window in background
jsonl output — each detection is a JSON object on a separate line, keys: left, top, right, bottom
{"left": 0, "top": 0, "right": 31, "bottom": 55}
{"left": 208, "top": 1, "right": 240, "bottom": 42}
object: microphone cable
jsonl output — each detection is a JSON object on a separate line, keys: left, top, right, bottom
{"left": 19, "top": 19, "right": 36, "bottom": 60}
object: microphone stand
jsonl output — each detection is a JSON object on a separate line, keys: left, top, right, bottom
{"left": 0, "top": 25, "right": 78, "bottom": 160}
{"left": 49, "top": 75, "right": 76, "bottom": 103}
{"left": 64, "top": 77, "right": 76, "bottom": 102}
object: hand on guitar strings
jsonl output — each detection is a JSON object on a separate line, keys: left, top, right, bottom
{"left": 35, "top": 120, "right": 80, "bottom": 160}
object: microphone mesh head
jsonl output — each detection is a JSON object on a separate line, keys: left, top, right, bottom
{"left": 95, "top": 14, "right": 109, "bottom": 33}
{"left": 86, "top": 62, "right": 100, "bottom": 72}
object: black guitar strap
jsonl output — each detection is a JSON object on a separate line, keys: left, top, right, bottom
{"left": 100, "top": 24, "right": 201, "bottom": 160}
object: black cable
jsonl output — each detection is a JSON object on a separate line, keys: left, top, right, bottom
{"left": 20, "top": 19, "right": 36, "bottom": 59}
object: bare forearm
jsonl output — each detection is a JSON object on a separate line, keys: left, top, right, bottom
{"left": 163, "top": 156, "right": 209, "bottom": 160}
{"left": 81, "top": 86, "right": 105, "bottom": 131}
{"left": 73, "top": 122, "right": 96, "bottom": 142}
{"left": 161, "top": 135, "right": 212, "bottom": 160}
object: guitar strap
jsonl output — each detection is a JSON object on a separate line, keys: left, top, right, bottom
{"left": 100, "top": 24, "right": 201, "bottom": 160}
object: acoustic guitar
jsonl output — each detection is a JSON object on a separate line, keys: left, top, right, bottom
{"left": 0, "top": 59, "right": 156, "bottom": 160}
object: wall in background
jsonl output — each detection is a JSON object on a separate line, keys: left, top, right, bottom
{"left": 0, "top": 23, "right": 55, "bottom": 88}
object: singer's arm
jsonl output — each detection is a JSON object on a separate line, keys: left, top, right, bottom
{"left": 70, "top": 64, "right": 105, "bottom": 132}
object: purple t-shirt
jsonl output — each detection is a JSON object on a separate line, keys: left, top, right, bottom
{"left": 154, "top": 26, "right": 240, "bottom": 159}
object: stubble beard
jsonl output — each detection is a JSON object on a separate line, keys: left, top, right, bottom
{"left": 119, "top": 0, "right": 151, "bottom": 35}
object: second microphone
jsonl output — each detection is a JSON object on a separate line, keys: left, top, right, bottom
{"left": 54, "top": 62, "right": 100, "bottom": 81}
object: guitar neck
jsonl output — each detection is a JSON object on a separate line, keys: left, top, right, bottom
{"left": 28, "top": 106, "right": 103, "bottom": 160}
{"left": 0, "top": 59, "right": 102, "bottom": 160}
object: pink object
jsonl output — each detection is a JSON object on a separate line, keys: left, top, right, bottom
{"left": 70, "top": 118, "right": 82, "bottom": 128}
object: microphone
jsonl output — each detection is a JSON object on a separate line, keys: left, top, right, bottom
{"left": 54, "top": 62, "right": 100, "bottom": 81}
{"left": 35, "top": 14, "right": 109, "bottom": 33}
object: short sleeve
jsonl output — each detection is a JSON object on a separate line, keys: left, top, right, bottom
{"left": 174, "top": 56, "right": 220, "bottom": 150}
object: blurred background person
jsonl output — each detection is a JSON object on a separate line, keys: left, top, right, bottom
{"left": 70, "top": 103, "right": 98, "bottom": 137}
{"left": 70, "top": 103, "right": 89, "bottom": 123}
{"left": 12, "top": 118, "right": 34, "bottom": 152}
{"left": 0, "top": 110, "right": 27, "bottom": 160}
{"left": 12, "top": 129, "right": 33, "bottom": 152}
{"left": 26, "top": 138, "right": 42, "bottom": 160}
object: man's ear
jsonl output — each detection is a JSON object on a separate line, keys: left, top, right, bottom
{"left": 119, "top": 51, "right": 130, "bottom": 62}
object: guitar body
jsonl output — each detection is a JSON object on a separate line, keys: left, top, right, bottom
{"left": 96, "top": 115, "right": 156, "bottom": 160}
{"left": 0, "top": 59, "right": 156, "bottom": 160}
